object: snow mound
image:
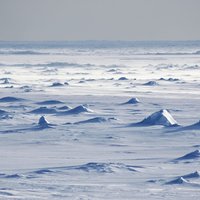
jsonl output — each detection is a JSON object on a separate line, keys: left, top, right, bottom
{"left": 30, "top": 163, "right": 138, "bottom": 175}
{"left": 134, "top": 109, "right": 178, "bottom": 127}
{"left": 38, "top": 116, "right": 51, "bottom": 128}
{"left": 123, "top": 97, "right": 140, "bottom": 104}
{"left": 0, "top": 78, "right": 12, "bottom": 84}
{"left": 59, "top": 105, "right": 93, "bottom": 115}
{"left": 0, "top": 109, "right": 7, "bottom": 115}
{"left": 143, "top": 81, "right": 158, "bottom": 86}
{"left": 50, "top": 82, "right": 64, "bottom": 87}
{"left": 29, "top": 107, "right": 57, "bottom": 114}
{"left": 159, "top": 77, "right": 179, "bottom": 82}
{"left": 57, "top": 105, "right": 71, "bottom": 110}
{"left": 33, "top": 169, "right": 54, "bottom": 175}
{"left": 176, "top": 150, "right": 200, "bottom": 160}
{"left": 0, "top": 109, "right": 11, "bottom": 120}
{"left": 0, "top": 96, "right": 23, "bottom": 102}
{"left": 74, "top": 117, "right": 108, "bottom": 124}
{"left": 1, "top": 174, "right": 22, "bottom": 179}
{"left": 36, "top": 100, "right": 64, "bottom": 105}
{"left": 118, "top": 77, "right": 128, "bottom": 80}
{"left": 183, "top": 120, "right": 200, "bottom": 130}
{"left": 166, "top": 177, "right": 188, "bottom": 185}
{"left": 195, "top": 50, "right": 200, "bottom": 55}
{"left": 67, "top": 162, "right": 138, "bottom": 173}
{"left": 182, "top": 171, "right": 200, "bottom": 179}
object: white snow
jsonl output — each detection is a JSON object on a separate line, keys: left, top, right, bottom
{"left": 0, "top": 41, "right": 200, "bottom": 199}
{"left": 134, "top": 109, "right": 178, "bottom": 127}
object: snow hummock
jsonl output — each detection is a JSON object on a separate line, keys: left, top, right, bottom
{"left": 118, "top": 77, "right": 128, "bottom": 81}
{"left": 123, "top": 97, "right": 140, "bottom": 105}
{"left": 182, "top": 171, "right": 200, "bottom": 179}
{"left": 70, "top": 162, "right": 137, "bottom": 173}
{"left": 133, "top": 109, "right": 178, "bottom": 127}
{"left": 29, "top": 107, "right": 57, "bottom": 114}
{"left": 59, "top": 105, "right": 93, "bottom": 115}
{"left": 37, "top": 162, "right": 138, "bottom": 174}
{"left": 166, "top": 177, "right": 188, "bottom": 185}
{"left": 143, "top": 81, "right": 158, "bottom": 86}
{"left": 176, "top": 150, "right": 200, "bottom": 160}
{"left": 74, "top": 117, "right": 108, "bottom": 124}
{"left": 0, "top": 78, "right": 11, "bottom": 84}
{"left": 0, "top": 96, "right": 23, "bottom": 102}
{"left": 0, "top": 109, "right": 11, "bottom": 119}
{"left": 38, "top": 116, "right": 50, "bottom": 128}
{"left": 50, "top": 82, "right": 64, "bottom": 87}
{"left": 0, "top": 109, "right": 7, "bottom": 115}
{"left": 36, "top": 100, "right": 64, "bottom": 105}
{"left": 57, "top": 105, "right": 71, "bottom": 110}
{"left": 183, "top": 120, "right": 200, "bottom": 130}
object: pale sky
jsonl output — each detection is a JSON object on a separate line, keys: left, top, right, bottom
{"left": 0, "top": 0, "right": 200, "bottom": 41}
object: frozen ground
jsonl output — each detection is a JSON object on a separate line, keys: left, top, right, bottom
{"left": 0, "top": 41, "right": 200, "bottom": 199}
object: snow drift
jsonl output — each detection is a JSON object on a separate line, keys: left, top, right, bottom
{"left": 0, "top": 96, "right": 24, "bottom": 102}
{"left": 29, "top": 107, "right": 57, "bottom": 114}
{"left": 122, "top": 97, "right": 140, "bottom": 105}
{"left": 176, "top": 150, "right": 200, "bottom": 160}
{"left": 38, "top": 116, "right": 51, "bottom": 128}
{"left": 59, "top": 105, "right": 93, "bottom": 115}
{"left": 74, "top": 117, "right": 108, "bottom": 124}
{"left": 132, "top": 109, "right": 178, "bottom": 127}
{"left": 36, "top": 100, "right": 64, "bottom": 105}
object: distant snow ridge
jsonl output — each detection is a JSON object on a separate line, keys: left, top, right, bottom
{"left": 176, "top": 150, "right": 200, "bottom": 160}
{"left": 159, "top": 77, "right": 179, "bottom": 82}
{"left": 30, "top": 162, "right": 139, "bottom": 176}
{"left": 30, "top": 107, "right": 57, "bottom": 114}
{"left": 59, "top": 105, "right": 93, "bottom": 115}
{"left": 0, "top": 96, "right": 23, "bottom": 102}
{"left": 75, "top": 117, "right": 108, "bottom": 124}
{"left": 50, "top": 82, "right": 64, "bottom": 87}
{"left": 36, "top": 100, "right": 64, "bottom": 105}
{"left": 57, "top": 105, "right": 71, "bottom": 110}
{"left": 118, "top": 77, "right": 128, "bottom": 81}
{"left": 61, "top": 162, "right": 138, "bottom": 173}
{"left": 0, "top": 78, "right": 12, "bottom": 84}
{"left": 123, "top": 97, "right": 140, "bottom": 105}
{"left": 143, "top": 81, "right": 158, "bottom": 86}
{"left": 134, "top": 109, "right": 178, "bottom": 127}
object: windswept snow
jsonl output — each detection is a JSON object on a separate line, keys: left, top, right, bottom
{"left": 132, "top": 109, "right": 178, "bottom": 127}
{"left": 0, "top": 41, "right": 200, "bottom": 199}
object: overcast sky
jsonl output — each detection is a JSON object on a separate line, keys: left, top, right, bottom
{"left": 0, "top": 0, "right": 200, "bottom": 41}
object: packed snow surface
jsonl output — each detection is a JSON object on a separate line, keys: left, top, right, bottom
{"left": 0, "top": 41, "right": 200, "bottom": 199}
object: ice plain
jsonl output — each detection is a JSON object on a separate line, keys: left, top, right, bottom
{"left": 0, "top": 41, "right": 200, "bottom": 199}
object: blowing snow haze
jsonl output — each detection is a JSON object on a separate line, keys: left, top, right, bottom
{"left": 0, "top": 0, "right": 200, "bottom": 41}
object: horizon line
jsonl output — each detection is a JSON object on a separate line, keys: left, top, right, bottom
{"left": 1, "top": 40, "right": 200, "bottom": 43}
